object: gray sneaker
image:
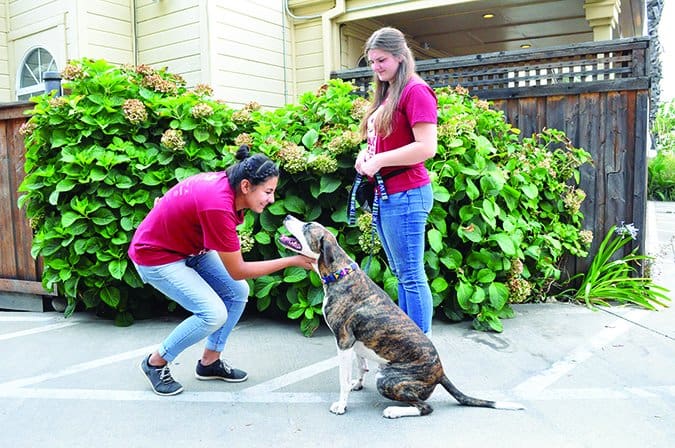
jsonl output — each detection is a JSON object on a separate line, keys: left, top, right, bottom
{"left": 140, "top": 355, "right": 184, "bottom": 396}
{"left": 195, "top": 359, "right": 248, "bottom": 382}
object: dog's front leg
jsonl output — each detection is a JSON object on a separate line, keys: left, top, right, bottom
{"left": 330, "top": 347, "right": 354, "bottom": 415}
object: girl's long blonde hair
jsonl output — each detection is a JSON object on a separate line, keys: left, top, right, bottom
{"left": 359, "top": 27, "right": 416, "bottom": 138}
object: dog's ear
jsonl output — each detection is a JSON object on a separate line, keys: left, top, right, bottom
{"left": 319, "top": 235, "right": 335, "bottom": 266}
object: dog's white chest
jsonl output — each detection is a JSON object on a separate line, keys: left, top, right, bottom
{"left": 353, "top": 341, "right": 389, "bottom": 364}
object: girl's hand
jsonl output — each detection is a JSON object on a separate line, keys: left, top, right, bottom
{"left": 291, "top": 255, "right": 316, "bottom": 270}
{"left": 360, "top": 156, "right": 381, "bottom": 178}
{"left": 354, "top": 150, "right": 369, "bottom": 175}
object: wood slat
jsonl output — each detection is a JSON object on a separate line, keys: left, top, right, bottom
{"left": 0, "top": 278, "right": 57, "bottom": 296}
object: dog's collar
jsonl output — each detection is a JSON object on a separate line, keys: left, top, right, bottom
{"left": 321, "top": 262, "right": 359, "bottom": 284}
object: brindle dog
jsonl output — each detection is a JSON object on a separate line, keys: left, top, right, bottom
{"left": 280, "top": 215, "right": 524, "bottom": 418}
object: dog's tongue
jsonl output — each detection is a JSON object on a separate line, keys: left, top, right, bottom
{"left": 279, "top": 235, "right": 302, "bottom": 251}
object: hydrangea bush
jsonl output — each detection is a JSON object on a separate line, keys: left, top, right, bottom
{"left": 19, "top": 59, "right": 594, "bottom": 333}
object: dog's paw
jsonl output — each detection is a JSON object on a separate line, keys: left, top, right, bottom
{"left": 329, "top": 401, "right": 347, "bottom": 415}
{"left": 349, "top": 380, "right": 364, "bottom": 391}
{"left": 382, "top": 406, "right": 422, "bottom": 419}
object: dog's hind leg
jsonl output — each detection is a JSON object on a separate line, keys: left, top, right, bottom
{"left": 350, "top": 354, "right": 368, "bottom": 391}
{"left": 383, "top": 401, "right": 432, "bottom": 419}
{"left": 376, "top": 367, "right": 435, "bottom": 418}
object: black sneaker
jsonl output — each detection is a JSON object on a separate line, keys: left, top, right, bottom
{"left": 139, "top": 355, "right": 184, "bottom": 396}
{"left": 195, "top": 359, "right": 248, "bottom": 382}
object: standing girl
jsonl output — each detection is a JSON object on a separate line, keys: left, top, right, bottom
{"left": 129, "top": 145, "right": 314, "bottom": 395}
{"left": 355, "top": 27, "right": 438, "bottom": 336}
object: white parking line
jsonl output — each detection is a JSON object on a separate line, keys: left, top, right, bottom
{"left": 0, "top": 315, "right": 61, "bottom": 322}
{"left": 0, "top": 321, "right": 82, "bottom": 341}
{"left": 0, "top": 345, "right": 157, "bottom": 390}
{"left": 242, "top": 356, "right": 338, "bottom": 394}
{"left": 513, "top": 309, "right": 648, "bottom": 397}
{"left": 0, "top": 384, "right": 672, "bottom": 403}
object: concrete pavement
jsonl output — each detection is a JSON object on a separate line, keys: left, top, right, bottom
{"left": 0, "top": 202, "right": 673, "bottom": 448}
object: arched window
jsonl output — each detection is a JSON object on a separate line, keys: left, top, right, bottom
{"left": 17, "top": 48, "right": 58, "bottom": 101}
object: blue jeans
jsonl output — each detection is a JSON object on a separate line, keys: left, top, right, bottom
{"left": 134, "top": 250, "right": 249, "bottom": 362}
{"left": 376, "top": 183, "right": 434, "bottom": 334}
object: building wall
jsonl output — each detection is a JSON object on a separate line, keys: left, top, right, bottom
{"left": 84, "top": 0, "right": 133, "bottom": 65}
{"left": 133, "top": 0, "right": 292, "bottom": 109}
{"left": 293, "top": 18, "right": 322, "bottom": 97}
{"left": 134, "top": 0, "right": 202, "bottom": 86}
{"left": 208, "top": 0, "right": 293, "bottom": 109}
{"left": 4, "top": 0, "right": 134, "bottom": 102}
{"left": 6, "top": 0, "right": 70, "bottom": 102}
{"left": 0, "top": 0, "right": 9, "bottom": 101}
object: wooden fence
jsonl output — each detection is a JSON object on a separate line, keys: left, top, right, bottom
{"left": 0, "top": 102, "right": 55, "bottom": 311}
{"left": 333, "top": 37, "right": 651, "bottom": 278}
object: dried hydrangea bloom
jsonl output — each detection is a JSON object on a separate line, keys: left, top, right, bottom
{"left": 308, "top": 153, "right": 338, "bottom": 174}
{"left": 234, "top": 133, "right": 254, "bottom": 147}
{"left": 193, "top": 83, "right": 214, "bottom": 97}
{"left": 191, "top": 103, "right": 214, "bottom": 118}
{"left": 579, "top": 230, "right": 593, "bottom": 245}
{"left": 19, "top": 121, "right": 37, "bottom": 137}
{"left": 507, "top": 276, "right": 532, "bottom": 303}
{"left": 238, "top": 230, "right": 255, "bottom": 253}
{"left": 123, "top": 99, "right": 148, "bottom": 125}
{"left": 161, "top": 129, "right": 186, "bottom": 151}
{"left": 277, "top": 142, "right": 307, "bottom": 174}
{"left": 141, "top": 74, "right": 178, "bottom": 94}
{"left": 61, "top": 62, "right": 85, "bottom": 81}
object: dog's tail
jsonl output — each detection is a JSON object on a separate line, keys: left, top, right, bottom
{"left": 440, "top": 376, "right": 524, "bottom": 410}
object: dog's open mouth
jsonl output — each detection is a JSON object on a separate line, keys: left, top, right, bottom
{"left": 279, "top": 234, "right": 302, "bottom": 252}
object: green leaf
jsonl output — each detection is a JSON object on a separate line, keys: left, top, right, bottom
{"left": 489, "top": 233, "right": 517, "bottom": 256}
{"left": 477, "top": 268, "right": 496, "bottom": 283}
{"left": 194, "top": 127, "right": 210, "bottom": 142}
{"left": 100, "top": 285, "right": 121, "bottom": 308}
{"left": 456, "top": 280, "right": 473, "bottom": 310}
{"left": 300, "top": 315, "right": 320, "bottom": 336}
{"left": 284, "top": 266, "right": 307, "bottom": 283}
{"left": 319, "top": 176, "right": 341, "bottom": 194}
{"left": 522, "top": 184, "right": 538, "bottom": 199}
{"left": 61, "top": 211, "right": 82, "bottom": 227}
{"left": 488, "top": 282, "right": 509, "bottom": 309}
{"left": 109, "top": 259, "right": 127, "bottom": 280}
{"left": 55, "top": 178, "right": 77, "bottom": 192}
{"left": 465, "top": 178, "right": 479, "bottom": 200}
{"left": 254, "top": 276, "right": 281, "bottom": 298}
{"left": 91, "top": 208, "right": 116, "bottom": 226}
{"left": 428, "top": 228, "right": 444, "bottom": 253}
{"left": 440, "top": 249, "right": 462, "bottom": 269}
{"left": 284, "top": 195, "right": 306, "bottom": 214}
{"left": 301, "top": 128, "right": 319, "bottom": 148}
{"left": 469, "top": 287, "right": 485, "bottom": 304}
{"left": 458, "top": 224, "right": 482, "bottom": 243}
{"left": 114, "top": 311, "right": 134, "bottom": 327}
{"left": 287, "top": 303, "right": 305, "bottom": 319}
{"left": 267, "top": 200, "right": 286, "bottom": 216}
{"left": 431, "top": 277, "right": 448, "bottom": 293}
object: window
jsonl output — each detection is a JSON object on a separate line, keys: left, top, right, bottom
{"left": 17, "top": 48, "right": 58, "bottom": 101}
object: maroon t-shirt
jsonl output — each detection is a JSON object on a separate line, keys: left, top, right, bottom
{"left": 128, "top": 172, "right": 244, "bottom": 266}
{"left": 377, "top": 76, "right": 437, "bottom": 195}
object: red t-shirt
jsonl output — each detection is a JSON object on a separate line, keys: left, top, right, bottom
{"left": 128, "top": 172, "right": 244, "bottom": 266}
{"left": 377, "top": 76, "right": 437, "bottom": 195}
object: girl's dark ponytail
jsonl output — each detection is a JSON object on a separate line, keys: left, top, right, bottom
{"left": 226, "top": 145, "right": 279, "bottom": 190}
